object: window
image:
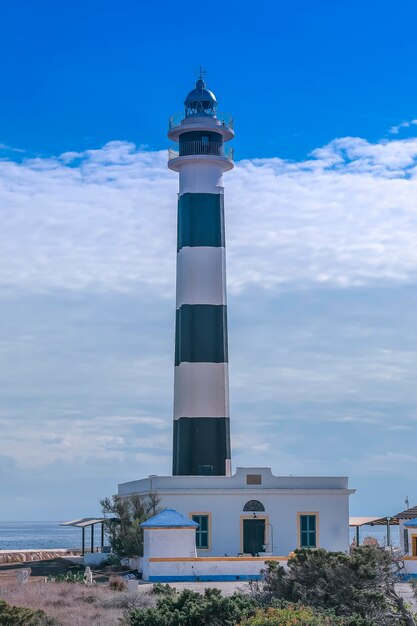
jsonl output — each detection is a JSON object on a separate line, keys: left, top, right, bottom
{"left": 201, "top": 135, "right": 209, "bottom": 154}
{"left": 243, "top": 500, "right": 265, "bottom": 512}
{"left": 404, "top": 528, "right": 409, "bottom": 553}
{"left": 192, "top": 514, "right": 209, "bottom": 549}
{"left": 300, "top": 514, "right": 317, "bottom": 548}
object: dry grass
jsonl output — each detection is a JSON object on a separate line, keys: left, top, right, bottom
{"left": 0, "top": 580, "right": 155, "bottom": 626}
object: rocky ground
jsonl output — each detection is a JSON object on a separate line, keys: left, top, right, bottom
{"left": 0, "top": 556, "right": 84, "bottom": 585}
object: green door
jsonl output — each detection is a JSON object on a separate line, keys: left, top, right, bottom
{"left": 243, "top": 519, "right": 265, "bottom": 555}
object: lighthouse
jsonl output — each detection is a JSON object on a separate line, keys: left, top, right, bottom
{"left": 168, "top": 75, "right": 234, "bottom": 476}
{"left": 117, "top": 73, "right": 354, "bottom": 563}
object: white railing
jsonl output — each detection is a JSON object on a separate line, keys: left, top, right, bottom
{"left": 168, "top": 141, "right": 233, "bottom": 161}
{"left": 169, "top": 112, "right": 234, "bottom": 131}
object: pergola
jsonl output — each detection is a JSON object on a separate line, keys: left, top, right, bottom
{"left": 349, "top": 515, "right": 399, "bottom": 547}
{"left": 60, "top": 518, "right": 109, "bottom": 555}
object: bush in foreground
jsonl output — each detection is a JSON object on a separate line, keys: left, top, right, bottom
{"left": 251, "top": 547, "right": 416, "bottom": 626}
{"left": 127, "top": 588, "right": 369, "bottom": 626}
{"left": 239, "top": 604, "right": 358, "bottom": 626}
{"left": 0, "top": 599, "right": 54, "bottom": 626}
{"left": 128, "top": 587, "right": 256, "bottom": 626}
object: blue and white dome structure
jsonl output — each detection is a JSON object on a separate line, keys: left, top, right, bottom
{"left": 168, "top": 77, "right": 234, "bottom": 477}
{"left": 184, "top": 77, "right": 217, "bottom": 118}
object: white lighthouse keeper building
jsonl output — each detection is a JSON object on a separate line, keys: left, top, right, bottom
{"left": 118, "top": 75, "right": 355, "bottom": 565}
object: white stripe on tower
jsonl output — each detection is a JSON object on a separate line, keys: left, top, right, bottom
{"left": 176, "top": 243, "right": 227, "bottom": 308}
{"left": 168, "top": 76, "right": 234, "bottom": 476}
{"left": 179, "top": 161, "right": 225, "bottom": 195}
{"left": 174, "top": 363, "right": 230, "bottom": 419}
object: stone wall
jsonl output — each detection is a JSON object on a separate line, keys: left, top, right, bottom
{"left": 0, "top": 549, "right": 79, "bottom": 565}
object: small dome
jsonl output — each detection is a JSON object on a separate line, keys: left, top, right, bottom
{"left": 184, "top": 78, "right": 217, "bottom": 118}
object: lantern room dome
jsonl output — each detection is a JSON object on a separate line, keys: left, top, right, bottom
{"left": 184, "top": 78, "right": 217, "bottom": 118}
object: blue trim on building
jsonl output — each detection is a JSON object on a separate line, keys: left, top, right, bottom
{"left": 404, "top": 517, "right": 417, "bottom": 527}
{"left": 148, "top": 574, "right": 263, "bottom": 582}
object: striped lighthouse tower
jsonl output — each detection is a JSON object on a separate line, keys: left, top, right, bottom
{"left": 168, "top": 75, "right": 234, "bottom": 476}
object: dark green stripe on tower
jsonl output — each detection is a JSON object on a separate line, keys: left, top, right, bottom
{"left": 175, "top": 304, "right": 228, "bottom": 366}
{"left": 173, "top": 417, "right": 231, "bottom": 476}
{"left": 177, "top": 193, "right": 225, "bottom": 251}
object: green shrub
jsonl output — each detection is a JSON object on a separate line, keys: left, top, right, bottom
{"left": 128, "top": 587, "right": 256, "bottom": 626}
{"left": 100, "top": 553, "right": 122, "bottom": 569}
{"left": 0, "top": 599, "right": 53, "bottom": 626}
{"left": 150, "top": 583, "right": 175, "bottom": 595}
{"left": 47, "top": 570, "right": 85, "bottom": 583}
{"left": 239, "top": 603, "right": 368, "bottom": 626}
{"left": 100, "top": 493, "right": 160, "bottom": 558}
{"left": 251, "top": 547, "right": 415, "bottom": 625}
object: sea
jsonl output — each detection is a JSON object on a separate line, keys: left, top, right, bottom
{"left": 0, "top": 521, "right": 400, "bottom": 551}
{"left": 0, "top": 522, "right": 87, "bottom": 551}
{"left": 350, "top": 524, "right": 400, "bottom": 547}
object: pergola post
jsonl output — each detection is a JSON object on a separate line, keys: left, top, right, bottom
{"left": 386, "top": 517, "right": 391, "bottom": 547}
{"left": 60, "top": 518, "right": 113, "bottom": 556}
{"left": 356, "top": 525, "right": 360, "bottom": 547}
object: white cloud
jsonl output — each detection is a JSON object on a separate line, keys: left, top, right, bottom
{"left": 0, "top": 413, "right": 171, "bottom": 469}
{"left": 389, "top": 119, "right": 417, "bottom": 135}
{"left": 364, "top": 451, "right": 417, "bottom": 472}
{"left": 1, "top": 137, "right": 417, "bottom": 295}
{"left": 0, "top": 143, "right": 24, "bottom": 153}
{"left": 2, "top": 135, "right": 417, "bottom": 516}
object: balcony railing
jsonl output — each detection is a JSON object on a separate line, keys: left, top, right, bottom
{"left": 169, "top": 112, "right": 234, "bottom": 131}
{"left": 168, "top": 141, "right": 234, "bottom": 161}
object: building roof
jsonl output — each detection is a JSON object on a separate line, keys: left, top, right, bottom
{"left": 60, "top": 517, "right": 108, "bottom": 528}
{"left": 349, "top": 516, "right": 386, "bottom": 527}
{"left": 349, "top": 516, "right": 399, "bottom": 527}
{"left": 404, "top": 517, "right": 417, "bottom": 528}
{"left": 141, "top": 508, "right": 199, "bottom": 529}
{"left": 119, "top": 467, "right": 354, "bottom": 497}
{"left": 185, "top": 79, "right": 217, "bottom": 105}
{"left": 394, "top": 505, "right": 417, "bottom": 520}
{"left": 349, "top": 506, "right": 417, "bottom": 528}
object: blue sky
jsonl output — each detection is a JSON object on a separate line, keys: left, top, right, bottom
{"left": 2, "top": 0, "right": 417, "bottom": 160}
{"left": 1, "top": 0, "right": 417, "bottom": 521}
